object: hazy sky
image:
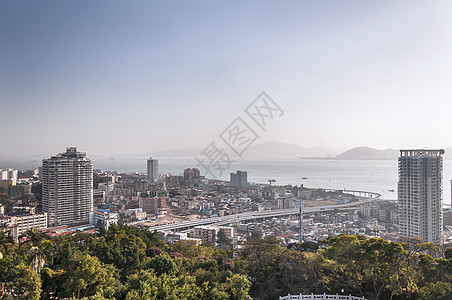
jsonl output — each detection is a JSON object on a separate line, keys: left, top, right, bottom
{"left": 2, "top": 1, "right": 452, "bottom": 157}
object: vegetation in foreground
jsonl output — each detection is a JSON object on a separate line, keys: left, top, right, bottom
{"left": 0, "top": 225, "right": 451, "bottom": 300}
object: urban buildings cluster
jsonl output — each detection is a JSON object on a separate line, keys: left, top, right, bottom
{"left": 0, "top": 168, "right": 18, "bottom": 181}
{"left": 0, "top": 147, "right": 451, "bottom": 248}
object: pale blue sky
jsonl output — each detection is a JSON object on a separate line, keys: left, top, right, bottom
{"left": 2, "top": 1, "right": 452, "bottom": 156}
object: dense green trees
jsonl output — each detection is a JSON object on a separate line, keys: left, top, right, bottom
{"left": 0, "top": 231, "right": 14, "bottom": 259}
{"left": 0, "top": 226, "right": 450, "bottom": 300}
{"left": 145, "top": 253, "right": 178, "bottom": 276}
{"left": 28, "top": 239, "right": 54, "bottom": 273}
{"left": 237, "top": 234, "right": 452, "bottom": 300}
{"left": 240, "top": 236, "right": 284, "bottom": 298}
{"left": 319, "top": 235, "right": 414, "bottom": 299}
{"left": 123, "top": 270, "right": 201, "bottom": 299}
{"left": 217, "top": 230, "right": 231, "bottom": 247}
{"left": 416, "top": 250, "right": 452, "bottom": 300}
{"left": 0, "top": 253, "right": 42, "bottom": 299}
{"left": 0, "top": 224, "right": 252, "bottom": 299}
{"left": 94, "top": 231, "right": 147, "bottom": 278}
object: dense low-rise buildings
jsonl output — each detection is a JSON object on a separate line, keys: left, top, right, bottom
{"left": 192, "top": 225, "right": 234, "bottom": 245}
{"left": 139, "top": 197, "right": 159, "bottom": 213}
{"left": 0, "top": 212, "right": 48, "bottom": 242}
{"left": 3, "top": 153, "right": 451, "bottom": 249}
{"left": 9, "top": 212, "right": 48, "bottom": 242}
{"left": 125, "top": 208, "right": 147, "bottom": 220}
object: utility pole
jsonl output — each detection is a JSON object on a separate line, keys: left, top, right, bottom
{"left": 233, "top": 215, "right": 239, "bottom": 258}
{"left": 372, "top": 220, "right": 380, "bottom": 237}
{"left": 299, "top": 199, "right": 304, "bottom": 243}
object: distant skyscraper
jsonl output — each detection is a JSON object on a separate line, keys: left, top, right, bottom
{"left": 147, "top": 157, "right": 159, "bottom": 182}
{"left": 183, "top": 168, "right": 201, "bottom": 183}
{"left": 230, "top": 171, "right": 248, "bottom": 187}
{"left": 42, "top": 147, "right": 93, "bottom": 227}
{"left": 193, "top": 168, "right": 201, "bottom": 179}
{"left": 184, "top": 168, "right": 194, "bottom": 183}
{"left": 398, "top": 149, "right": 444, "bottom": 245}
{"left": 0, "top": 168, "right": 18, "bottom": 181}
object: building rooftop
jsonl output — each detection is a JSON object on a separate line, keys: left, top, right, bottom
{"left": 399, "top": 149, "right": 445, "bottom": 156}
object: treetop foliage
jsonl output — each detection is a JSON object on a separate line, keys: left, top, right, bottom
{"left": 0, "top": 227, "right": 450, "bottom": 300}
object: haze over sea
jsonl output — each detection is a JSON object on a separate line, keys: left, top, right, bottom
{"left": 3, "top": 157, "right": 452, "bottom": 205}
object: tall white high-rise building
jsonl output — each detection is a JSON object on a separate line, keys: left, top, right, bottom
{"left": 147, "top": 157, "right": 159, "bottom": 182}
{"left": 398, "top": 149, "right": 444, "bottom": 245}
{"left": 0, "top": 168, "right": 18, "bottom": 181}
{"left": 42, "top": 147, "right": 93, "bottom": 227}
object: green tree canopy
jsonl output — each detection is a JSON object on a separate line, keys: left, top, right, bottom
{"left": 55, "top": 251, "right": 118, "bottom": 299}
{"left": 145, "top": 253, "right": 178, "bottom": 276}
{"left": 124, "top": 270, "right": 201, "bottom": 300}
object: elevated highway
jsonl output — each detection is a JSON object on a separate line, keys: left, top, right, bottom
{"left": 144, "top": 197, "right": 379, "bottom": 232}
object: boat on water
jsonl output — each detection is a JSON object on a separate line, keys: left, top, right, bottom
{"left": 302, "top": 177, "right": 308, "bottom": 180}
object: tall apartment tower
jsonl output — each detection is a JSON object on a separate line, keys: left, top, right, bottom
{"left": 398, "top": 149, "right": 444, "bottom": 245}
{"left": 230, "top": 170, "right": 248, "bottom": 188}
{"left": 147, "top": 157, "right": 159, "bottom": 182}
{"left": 42, "top": 147, "right": 93, "bottom": 227}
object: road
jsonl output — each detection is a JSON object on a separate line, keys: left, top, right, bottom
{"left": 144, "top": 197, "right": 379, "bottom": 232}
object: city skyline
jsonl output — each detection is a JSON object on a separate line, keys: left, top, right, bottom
{"left": 2, "top": 1, "right": 452, "bottom": 156}
{"left": 2, "top": 2, "right": 452, "bottom": 297}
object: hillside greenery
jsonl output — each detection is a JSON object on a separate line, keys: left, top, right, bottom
{"left": 0, "top": 226, "right": 451, "bottom": 300}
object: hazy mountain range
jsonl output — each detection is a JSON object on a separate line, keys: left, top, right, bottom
{"left": 334, "top": 147, "right": 399, "bottom": 160}
{"left": 334, "top": 146, "right": 452, "bottom": 160}
{"left": 151, "top": 141, "right": 452, "bottom": 160}
{"left": 151, "top": 141, "right": 340, "bottom": 159}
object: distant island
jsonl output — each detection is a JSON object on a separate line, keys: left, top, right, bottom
{"left": 94, "top": 141, "right": 452, "bottom": 161}
{"left": 330, "top": 146, "right": 452, "bottom": 160}
{"left": 333, "top": 146, "right": 399, "bottom": 160}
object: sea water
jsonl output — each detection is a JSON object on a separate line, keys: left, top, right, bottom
{"left": 92, "top": 157, "right": 452, "bottom": 204}
{"left": 2, "top": 157, "right": 452, "bottom": 205}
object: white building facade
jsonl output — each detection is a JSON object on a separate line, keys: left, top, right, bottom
{"left": 192, "top": 225, "right": 234, "bottom": 244}
{"left": 93, "top": 209, "right": 118, "bottom": 229}
{"left": 0, "top": 168, "right": 18, "bottom": 181}
{"left": 9, "top": 212, "right": 48, "bottom": 242}
{"left": 42, "top": 147, "right": 93, "bottom": 227}
{"left": 398, "top": 149, "right": 444, "bottom": 245}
